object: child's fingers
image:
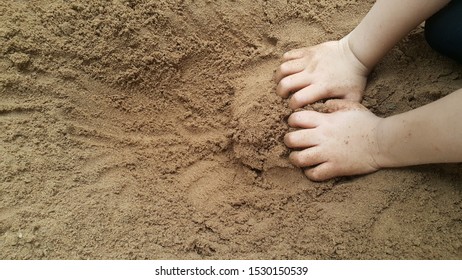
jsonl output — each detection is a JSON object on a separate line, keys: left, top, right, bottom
{"left": 276, "top": 71, "right": 312, "bottom": 98}
{"left": 304, "top": 162, "right": 336, "bottom": 181}
{"left": 289, "top": 147, "right": 326, "bottom": 168}
{"left": 282, "top": 48, "right": 306, "bottom": 62}
{"left": 274, "top": 59, "right": 305, "bottom": 84}
{"left": 288, "top": 84, "right": 329, "bottom": 109}
{"left": 284, "top": 129, "right": 319, "bottom": 148}
{"left": 287, "top": 110, "right": 322, "bottom": 128}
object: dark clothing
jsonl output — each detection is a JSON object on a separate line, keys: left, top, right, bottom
{"left": 425, "top": 0, "right": 462, "bottom": 63}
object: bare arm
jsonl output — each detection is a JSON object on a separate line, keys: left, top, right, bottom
{"left": 348, "top": 0, "right": 450, "bottom": 71}
{"left": 275, "top": 0, "right": 451, "bottom": 108}
{"left": 280, "top": 0, "right": 461, "bottom": 181}
{"left": 377, "top": 89, "right": 462, "bottom": 168}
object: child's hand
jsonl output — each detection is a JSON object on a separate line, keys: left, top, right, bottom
{"left": 284, "top": 99, "right": 382, "bottom": 181}
{"left": 275, "top": 38, "right": 369, "bottom": 109}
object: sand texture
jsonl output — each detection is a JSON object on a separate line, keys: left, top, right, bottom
{"left": 1, "top": 0, "right": 462, "bottom": 259}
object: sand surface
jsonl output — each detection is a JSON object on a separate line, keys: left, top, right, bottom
{"left": 1, "top": 0, "right": 462, "bottom": 259}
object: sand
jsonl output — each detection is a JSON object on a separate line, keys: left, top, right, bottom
{"left": 1, "top": 0, "right": 462, "bottom": 259}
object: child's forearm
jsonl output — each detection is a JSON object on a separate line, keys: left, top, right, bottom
{"left": 376, "top": 89, "right": 462, "bottom": 168}
{"left": 348, "top": 0, "right": 450, "bottom": 71}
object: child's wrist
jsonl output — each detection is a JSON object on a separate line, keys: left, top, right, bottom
{"left": 374, "top": 116, "right": 405, "bottom": 169}
{"left": 340, "top": 34, "right": 371, "bottom": 76}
